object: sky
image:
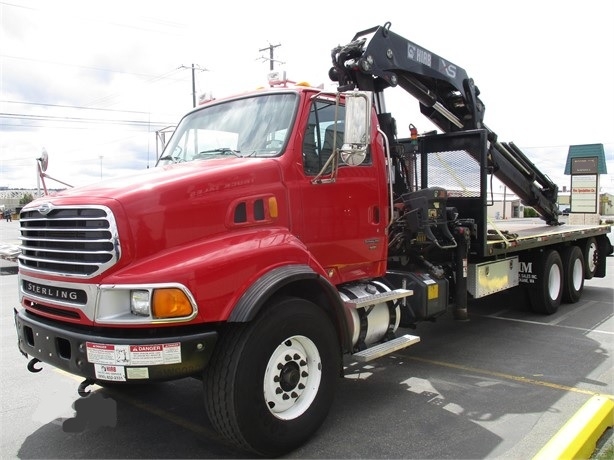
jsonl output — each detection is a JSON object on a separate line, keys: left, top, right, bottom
{"left": 1, "top": 0, "right": 613, "bottom": 197}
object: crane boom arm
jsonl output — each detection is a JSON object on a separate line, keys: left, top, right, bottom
{"left": 330, "top": 22, "right": 561, "bottom": 225}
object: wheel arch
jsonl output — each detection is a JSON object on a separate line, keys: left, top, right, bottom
{"left": 228, "top": 264, "right": 352, "bottom": 353}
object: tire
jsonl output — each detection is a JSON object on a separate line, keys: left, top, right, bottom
{"left": 528, "top": 249, "right": 563, "bottom": 314}
{"left": 204, "top": 296, "right": 340, "bottom": 457}
{"left": 561, "top": 246, "right": 584, "bottom": 304}
{"left": 582, "top": 237, "right": 598, "bottom": 279}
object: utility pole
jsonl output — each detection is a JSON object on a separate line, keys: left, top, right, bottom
{"left": 191, "top": 64, "right": 196, "bottom": 107}
{"left": 179, "top": 64, "right": 209, "bottom": 107}
{"left": 259, "top": 43, "right": 282, "bottom": 70}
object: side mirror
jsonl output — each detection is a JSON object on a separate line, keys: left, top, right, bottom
{"left": 341, "top": 91, "right": 371, "bottom": 166}
{"left": 38, "top": 148, "right": 49, "bottom": 172}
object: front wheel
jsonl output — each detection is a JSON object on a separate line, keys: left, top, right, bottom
{"left": 204, "top": 297, "right": 340, "bottom": 457}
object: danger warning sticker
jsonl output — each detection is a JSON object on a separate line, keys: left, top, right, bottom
{"left": 86, "top": 342, "right": 181, "bottom": 366}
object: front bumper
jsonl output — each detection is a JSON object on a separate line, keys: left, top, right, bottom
{"left": 14, "top": 308, "right": 218, "bottom": 383}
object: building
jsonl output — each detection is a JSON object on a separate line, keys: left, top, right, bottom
{"left": 601, "top": 193, "right": 614, "bottom": 216}
{"left": 0, "top": 188, "right": 61, "bottom": 214}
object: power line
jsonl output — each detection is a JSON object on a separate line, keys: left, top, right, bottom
{"left": 84, "top": 68, "right": 186, "bottom": 108}
{"left": 520, "top": 143, "right": 614, "bottom": 149}
{"left": 0, "top": 122, "right": 163, "bottom": 132}
{"left": 0, "top": 112, "right": 173, "bottom": 128}
{"left": 0, "top": 54, "right": 186, "bottom": 81}
{"left": 1, "top": 100, "right": 152, "bottom": 115}
{"left": 1, "top": 55, "right": 189, "bottom": 111}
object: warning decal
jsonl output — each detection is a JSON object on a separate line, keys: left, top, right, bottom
{"left": 86, "top": 342, "right": 181, "bottom": 366}
{"left": 94, "top": 364, "right": 126, "bottom": 381}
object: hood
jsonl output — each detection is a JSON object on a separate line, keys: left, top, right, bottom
{"left": 38, "top": 158, "right": 287, "bottom": 264}
{"left": 53, "top": 158, "right": 260, "bottom": 201}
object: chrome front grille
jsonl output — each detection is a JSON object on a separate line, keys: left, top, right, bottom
{"left": 19, "top": 205, "right": 120, "bottom": 278}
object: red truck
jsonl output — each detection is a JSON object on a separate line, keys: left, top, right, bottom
{"left": 14, "top": 23, "right": 611, "bottom": 456}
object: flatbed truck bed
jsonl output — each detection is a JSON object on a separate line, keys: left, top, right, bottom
{"left": 485, "top": 220, "right": 611, "bottom": 255}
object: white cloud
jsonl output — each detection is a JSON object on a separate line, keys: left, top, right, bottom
{"left": 1, "top": 0, "right": 613, "bottom": 193}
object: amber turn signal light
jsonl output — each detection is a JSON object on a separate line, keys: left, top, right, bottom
{"left": 152, "top": 288, "right": 193, "bottom": 319}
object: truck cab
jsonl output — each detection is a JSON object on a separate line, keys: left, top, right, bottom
{"left": 15, "top": 76, "right": 407, "bottom": 457}
{"left": 157, "top": 83, "right": 389, "bottom": 286}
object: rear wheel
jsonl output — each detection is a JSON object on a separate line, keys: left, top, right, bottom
{"left": 561, "top": 246, "right": 584, "bottom": 303}
{"left": 204, "top": 296, "right": 340, "bottom": 457}
{"left": 529, "top": 249, "right": 563, "bottom": 314}
{"left": 582, "top": 237, "right": 598, "bottom": 279}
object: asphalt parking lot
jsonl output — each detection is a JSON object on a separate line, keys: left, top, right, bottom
{"left": 1, "top": 219, "right": 612, "bottom": 458}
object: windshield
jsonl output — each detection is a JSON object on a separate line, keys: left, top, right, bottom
{"left": 158, "top": 93, "right": 298, "bottom": 164}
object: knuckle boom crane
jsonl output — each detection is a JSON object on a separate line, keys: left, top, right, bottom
{"left": 329, "top": 21, "right": 561, "bottom": 225}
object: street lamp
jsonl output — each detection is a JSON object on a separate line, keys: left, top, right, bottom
{"left": 99, "top": 156, "right": 103, "bottom": 180}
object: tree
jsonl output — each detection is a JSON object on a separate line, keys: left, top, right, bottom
{"left": 19, "top": 193, "right": 34, "bottom": 206}
{"left": 524, "top": 207, "right": 538, "bottom": 218}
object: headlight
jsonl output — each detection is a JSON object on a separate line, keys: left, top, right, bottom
{"left": 97, "top": 284, "right": 197, "bottom": 324}
{"left": 130, "top": 290, "right": 150, "bottom": 316}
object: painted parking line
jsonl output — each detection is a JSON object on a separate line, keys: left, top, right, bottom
{"left": 52, "top": 368, "right": 216, "bottom": 437}
{"left": 107, "top": 389, "right": 218, "bottom": 438}
{"left": 408, "top": 355, "right": 614, "bottom": 458}
{"left": 472, "top": 313, "right": 614, "bottom": 336}
{"left": 407, "top": 356, "right": 614, "bottom": 398}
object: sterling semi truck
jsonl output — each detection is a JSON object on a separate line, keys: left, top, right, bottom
{"left": 14, "top": 23, "right": 611, "bottom": 456}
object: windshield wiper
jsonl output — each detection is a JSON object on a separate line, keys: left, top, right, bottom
{"left": 158, "top": 155, "right": 184, "bottom": 164}
{"left": 197, "top": 148, "right": 242, "bottom": 158}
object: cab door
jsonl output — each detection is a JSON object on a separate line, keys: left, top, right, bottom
{"left": 297, "top": 98, "right": 387, "bottom": 284}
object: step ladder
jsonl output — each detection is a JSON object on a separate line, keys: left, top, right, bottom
{"left": 352, "top": 334, "right": 420, "bottom": 362}
{"left": 344, "top": 288, "right": 419, "bottom": 363}
{"left": 343, "top": 288, "right": 413, "bottom": 309}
